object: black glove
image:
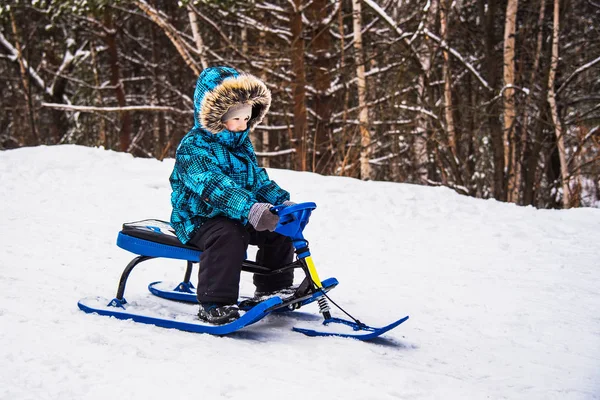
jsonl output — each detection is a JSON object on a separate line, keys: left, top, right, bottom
{"left": 248, "top": 203, "right": 279, "bottom": 231}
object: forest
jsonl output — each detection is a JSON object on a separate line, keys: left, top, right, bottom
{"left": 1, "top": 0, "right": 598, "bottom": 208}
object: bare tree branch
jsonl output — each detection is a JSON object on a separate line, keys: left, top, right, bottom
{"left": 422, "top": 28, "right": 492, "bottom": 91}
{"left": 133, "top": 0, "right": 201, "bottom": 75}
{"left": 557, "top": 55, "right": 600, "bottom": 95}
{"left": 42, "top": 103, "right": 193, "bottom": 115}
{"left": 0, "top": 31, "right": 54, "bottom": 98}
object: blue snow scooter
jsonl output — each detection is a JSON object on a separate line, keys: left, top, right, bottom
{"left": 78, "top": 202, "right": 409, "bottom": 340}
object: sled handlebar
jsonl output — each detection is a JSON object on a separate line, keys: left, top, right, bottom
{"left": 271, "top": 202, "right": 316, "bottom": 240}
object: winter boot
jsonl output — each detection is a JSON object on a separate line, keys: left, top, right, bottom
{"left": 198, "top": 303, "right": 240, "bottom": 325}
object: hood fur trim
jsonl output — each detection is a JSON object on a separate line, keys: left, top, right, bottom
{"left": 200, "top": 74, "right": 271, "bottom": 134}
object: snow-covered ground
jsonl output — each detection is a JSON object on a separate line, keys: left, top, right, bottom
{"left": 1, "top": 145, "right": 599, "bottom": 400}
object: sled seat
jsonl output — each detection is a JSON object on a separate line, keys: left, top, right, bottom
{"left": 117, "top": 219, "right": 202, "bottom": 262}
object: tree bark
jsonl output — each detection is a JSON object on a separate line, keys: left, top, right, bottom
{"left": 48, "top": 48, "right": 77, "bottom": 145}
{"left": 151, "top": 17, "right": 166, "bottom": 159}
{"left": 90, "top": 41, "right": 108, "bottom": 148}
{"left": 9, "top": 9, "right": 38, "bottom": 145}
{"left": 547, "top": 0, "right": 570, "bottom": 207}
{"left": 307, "top": 0, "right": 334, "bottom": 174}
{"left": 484, "top": 0, "right": 506, "bottom": 201}
{"left": 188, "top": 5, "right": 208, "bottom": 70}
{"left": 414, "top": 1, "right": 438, "bottom": 184}
{"left": 519, "top": 0, "right": 546, "bottom": 206}
{"left": 337, "top": 2, "right": 352, "bottom": 176}
{"left": 104, "top": 10, "right": 132, "bottom": 152}
{"left": 440, "top": 0, "right": 457, "bottom": 159}
{"left": 525, "top": 104, "right": 546, "bottom": 206}
{"left": 503, "top": 0, "right": 519, "bottom": 202}
{"left": 258, "top": 30, "right": 270, "bottom": 168}
{"left": 352, "top": 0, "right": 371, "bottom": 180}
{"left": 290, "top": 0, "right": 308, "bottom": 171}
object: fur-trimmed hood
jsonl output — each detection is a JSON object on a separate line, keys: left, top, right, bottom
{"left": 192, "top": 66, "right": 271, "bottom": 135}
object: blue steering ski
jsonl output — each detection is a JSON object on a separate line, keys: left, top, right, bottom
{"left": 78, "top": 202, "right": 409, "bottom": 339}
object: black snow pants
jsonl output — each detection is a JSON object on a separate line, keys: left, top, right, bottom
{"left": 188, "top": 217, "right": 294, "bottom": 304}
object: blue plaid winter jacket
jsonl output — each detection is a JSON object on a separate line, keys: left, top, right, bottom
{"left": 170, "top": 66, "right": 290, "bottom": 244}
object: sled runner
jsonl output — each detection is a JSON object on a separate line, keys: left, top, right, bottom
{"left": 78, "top": 202, "right": 409, "bottom": 340}
{"left": 148, "top": 277, "right": 339, "bottom": 312}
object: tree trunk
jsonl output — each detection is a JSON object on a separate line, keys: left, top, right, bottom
{"left": 48, "top": 51, "right": 74, "bottom": 145}
{"left": 187, "top": 5, "right": 208, "bottom": 70}
{"left": 290, "top": 0, "right": 308, "bottom": 171}
{"left": 503, "top": 0, "right": 519, "bottom": 202}
{"left": 307, "top": 0, "right": 334, "bottom": 174}
{"left": 484, "top": 0, "right": 505, "bottom": 201}
{"left": 90, "top": 41, "right": 108, "bottom": 148}
{"left": 439, "top": 0, "right": 466, "bottom": 189}
{"left": 525, "top": 109, "right": 545, "bottom": 206}
{"left": 545, "top": 137, "right": 562, "bottom": 208}
{"left": 151, "top": 16, "right": 165, "bottom": 159}
{"left": 352, "top": 0, "right": 371, "bottom": 180}
{"left": 337, "top": 2, "right": 352, "bottom": 176}
{"left": 519, "top": 0, "right": 546, "bottom": 206}
{"left": 414, "top": 1, "right": 438, "bottom": 184}
{"left": 547, "top": 0, "right": 570, "bottom": 207}
{"left": 440, "top": 0, "right": 457, "bottom": 159}
{"left": 9, "top": 9, "right": 38, "bottom": 145}
{"left": 104, "top": 10, "right": 132, "bottom": 152}
{"left": 259, "top": 30, "right": 270, "bottom": 168}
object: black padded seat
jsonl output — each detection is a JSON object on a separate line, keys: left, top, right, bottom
{"left": 120, "top": 219, "right": 198, "bottom": 250}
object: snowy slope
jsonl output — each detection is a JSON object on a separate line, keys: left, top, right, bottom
{"left": 1, "top": 145, "right": 599, "bottom": 400}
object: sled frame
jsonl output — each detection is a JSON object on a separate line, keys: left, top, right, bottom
{"left": 114, "top": 252, "right": 320, "bottom": 304}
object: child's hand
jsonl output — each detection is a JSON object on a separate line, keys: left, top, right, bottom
{"left": 248, "top": 203, "right": 280, "bottom": 231}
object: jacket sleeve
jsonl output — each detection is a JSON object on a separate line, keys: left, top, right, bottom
{"left": 175, "top": 139, "right": 257, "bottom": 223}
{"left": 254, "top": 167, "right": 290, "bottom": 205}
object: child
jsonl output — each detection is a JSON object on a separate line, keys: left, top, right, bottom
{"left": 169, "top": 66, "right": 295, "bottom": 325}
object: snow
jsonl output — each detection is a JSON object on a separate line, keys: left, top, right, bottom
{"left": 1, "top": 145, "right": 599, "bottom": 400}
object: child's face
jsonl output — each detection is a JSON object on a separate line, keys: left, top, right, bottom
{"left": 224, "top": 117, "right": 250, "bottom": 132}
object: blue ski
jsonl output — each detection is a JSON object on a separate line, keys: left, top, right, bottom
{"left": 77, "top": 296, "right": 282, "bottom": 335}
{"left": 292, "top": 315, "right": 410, "bottom": 341}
